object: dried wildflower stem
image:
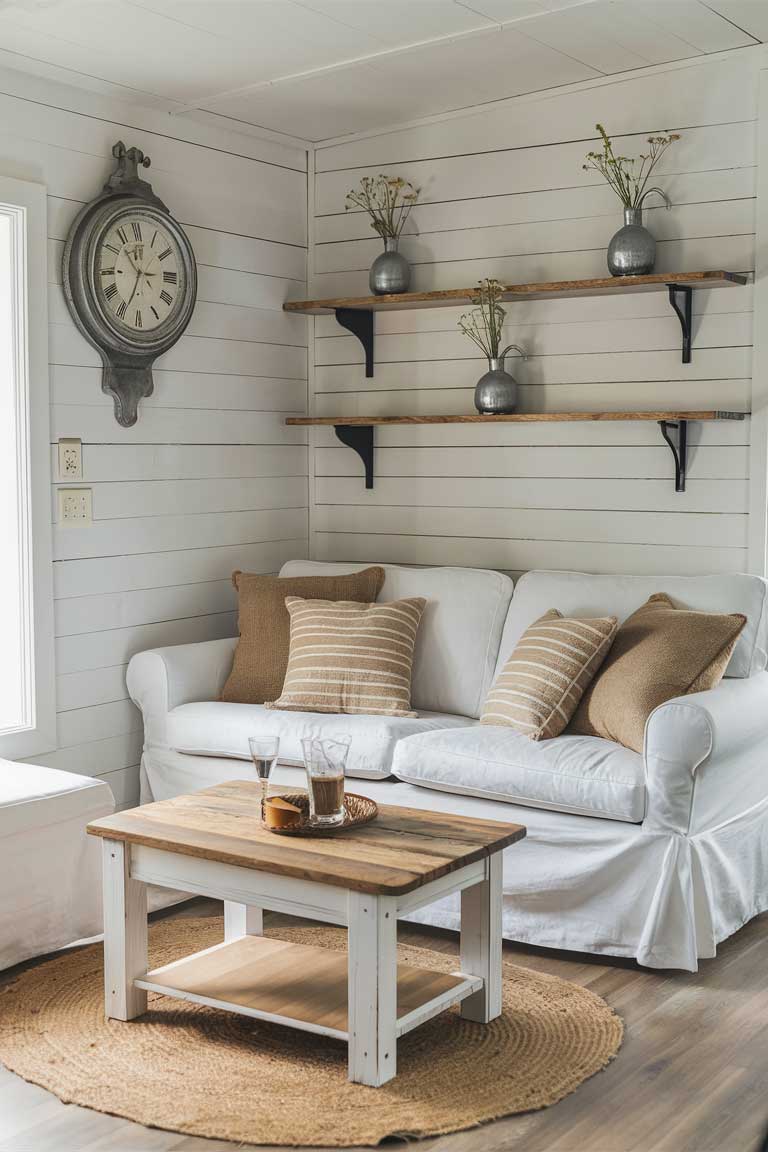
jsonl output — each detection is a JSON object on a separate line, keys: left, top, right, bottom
{"left": 345, "top": 174, "right": 420, "bottom": 240}
{"left": 458, "top": 279, "right": 507, "bottom": 360}
{"left": 583, "top": 124, "right": 680, "bottom": 208}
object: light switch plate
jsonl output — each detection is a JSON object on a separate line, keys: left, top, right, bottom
{"left": 58, "top": 438, "right": 82, "bottom": 480}
{"left": 58, "top": 487, "right": 92, "bottom": 525}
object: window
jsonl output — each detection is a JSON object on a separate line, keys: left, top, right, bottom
{"left": 0, "top": 176, "right": 54, "bottom": 758}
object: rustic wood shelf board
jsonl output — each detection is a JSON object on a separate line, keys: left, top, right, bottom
{"left": 287, "top": 410, "right": 748, "bottom": 494}
{"left": 136, "top": 933, "right": 478, "bottom": 1039}
{"left": 285, "top": 271, "right": 747, "bottom": 369}
{"left": 284, "top": 271, "right": 747, "bottom": 313}
{"left": 287, "top": 411, "right": 746, "bottom": 426}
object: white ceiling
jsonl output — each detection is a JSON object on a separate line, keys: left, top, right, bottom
{"left": 0, "top": 0, "right": 763, "bottom": 143}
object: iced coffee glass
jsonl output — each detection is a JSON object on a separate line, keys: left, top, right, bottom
{"left": 301, "top": 736, "right": 351, "bottom": 827}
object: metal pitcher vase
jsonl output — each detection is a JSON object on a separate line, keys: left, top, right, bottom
{"left": 474, "top": 344, "right": 526, "bottom": 415}
{"left": 369, "top": 236, "right": 410, "bottom": 295}
{"left": 607, "top": 188, "right": 670, "bottom": 277}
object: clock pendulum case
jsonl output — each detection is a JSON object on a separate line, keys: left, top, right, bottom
{"left": 62, "top": 140, "right": 197, "bottom": 427}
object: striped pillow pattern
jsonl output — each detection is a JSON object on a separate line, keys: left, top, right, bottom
{"left": 266, "top": 596, "right": 426, "bottom": 718}
{"left": 481, "top": 609, "right": 618, "bottom": 740}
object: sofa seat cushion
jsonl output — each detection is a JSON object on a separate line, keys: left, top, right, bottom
{"left": 167, "top": 701, "right": 474, "bottom": 781}
{"left": 392, "top": 725, "right": 645, "bottom": 822}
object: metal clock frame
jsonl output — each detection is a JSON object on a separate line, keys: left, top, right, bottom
{"left": 62, "top": 142, "right": 197, "bottom": 427}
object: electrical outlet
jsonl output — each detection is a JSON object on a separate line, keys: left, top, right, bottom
{"left": 58, "top": 487, "right": 92, "bottom": 526}
{"left": 58, "top": 438, "right": 82, "bottom": 480}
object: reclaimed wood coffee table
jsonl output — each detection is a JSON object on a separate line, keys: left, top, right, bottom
{"left": 87, "top": 781, "right": 525, "bottom": 1087}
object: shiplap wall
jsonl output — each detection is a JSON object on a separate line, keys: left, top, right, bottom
{"left": 0, "top": 66, "right": 309, "bottom": 807}
{"left": 309, "top": 52, "right": 758, "bottom": 578}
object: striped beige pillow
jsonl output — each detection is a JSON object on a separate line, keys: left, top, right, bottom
{"left": 481, "top": 609, "right": 618, "bottom": 740}
{"left": 266, "top": 596, "right": 426, "bottom": 717}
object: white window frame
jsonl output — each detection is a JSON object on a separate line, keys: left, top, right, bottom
{"left": 0, "top": 175, "right": 55, "bottom": 759}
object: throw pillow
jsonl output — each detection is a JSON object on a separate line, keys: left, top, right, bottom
{"left": 221, "top": 567, "right": 385, "bottom": 704}
{"left": 569, "top": 593, "right": 747, "bottom": 753}
{"left": 480, "top": 609, "right": 618, "bottom": 740}
{"left": 266, "top": 595, "right": 426, "bottom": 717}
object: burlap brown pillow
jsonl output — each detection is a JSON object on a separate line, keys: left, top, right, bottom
{"left": 568, "top": 593, "right": 746, "bottom": 753}
{"left": 221, "top": 567, "right": 385, "bottom": 704}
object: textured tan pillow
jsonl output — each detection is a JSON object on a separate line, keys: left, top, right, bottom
{"left": 221, "top": 567, "right": 384, "bottom": 704}
{"left": 266, "top": 596, "right": 426, "bottom": 717}
{"left": 481, "top": 609, "right": 618, "bottom": 740}
{"left": 569, "top": 593, "right": 747, "bottom": 752}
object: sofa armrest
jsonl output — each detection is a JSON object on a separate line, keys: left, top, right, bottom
{"left": 127, "top": 638, "right": 238, "bottom": 751}
{"left": 643, "top": 672, "right": 768, "bottom": 834}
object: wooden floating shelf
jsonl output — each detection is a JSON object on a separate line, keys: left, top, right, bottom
{"left": 287, "top": 410, "right": 748, "bottom": 494}
{"left": 284, "top": 271, "right": 748, "bottom": 372}
{"left": 284, "top": 271, "right": 747, "bottom": 314}
{"left": 287, "top": 411, "right": 745, "bottom": 426}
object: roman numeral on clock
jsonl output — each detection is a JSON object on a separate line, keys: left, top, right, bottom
{"left": 100, "top": 267, "right": 115, "bottom": 275}
{"left": 104, "top": 243, "right": 120, "bottom": 255}
{"left": 117, "top": 300, "right": 127, "bottom": 319}
{"left": 163, "top": 271, "right": 177, "bottom": 284}
{"left": 116, "top": 226, "right": 128, "bottom": 245}
{"left": 132, "top": 221, "right": 142, "bottom": 241}
{"left": 151, "top": 305, "right": 159, "bottom": 320}
{"left": 160, "top": 289, "right": 173, "bottom": 305}
{"left": 158, "top": 247, "right": 172, "bottom": 261}
{"left": 135, "top": 309, "right": 142, "bottom": 328}
{"left": 104, "top": 282, "right": 118, "bottom": 300}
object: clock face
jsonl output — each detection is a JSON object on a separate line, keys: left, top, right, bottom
{"left": 93, "top": 209, "right": 184, "bottom": 335}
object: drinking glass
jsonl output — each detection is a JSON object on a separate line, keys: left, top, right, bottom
{"left": 301, "top": 736, "right": 351, "bottom": 827}
{"left": 248, "top": 736, "right": 280, "bottom": 819}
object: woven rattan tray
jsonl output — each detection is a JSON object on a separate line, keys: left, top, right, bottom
{"left": 262, "top": 792, "right": 378, "bottom": 836}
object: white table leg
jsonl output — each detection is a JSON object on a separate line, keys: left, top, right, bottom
{"left": 347, "top": 891, "right": 397, "bottom": 1086}
{"left": 102, "top": 838, "right": 148, "bottom": 1021}
{"left": 459, "top": 853, "right": 503, "bottom": 1023}
{"left": 224, "top": 901, "right": 263, "bottom": 941}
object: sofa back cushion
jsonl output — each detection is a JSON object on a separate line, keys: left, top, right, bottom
{"left": 280, "top": 561, "right": 513, "bottom": 718}
{"left": 497, "top": 571, "right": 768, "bottom": 680}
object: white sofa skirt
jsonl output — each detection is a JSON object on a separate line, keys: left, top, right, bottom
{"left": 141, "top": 751, "right": 768, "bottom": 972}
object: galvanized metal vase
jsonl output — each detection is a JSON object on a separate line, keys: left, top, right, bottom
{"left": 607, "top": 188, "right": 671, "bottom": 277}
{"left": 474, "top": 344, "right": 527, "bottom": 415}
{"left": 369, "top": 237, "right": 410, "bottom": 295}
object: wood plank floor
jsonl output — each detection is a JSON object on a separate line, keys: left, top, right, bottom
{"left": 1, "top": 899, "right": 766, "bottom": 1152}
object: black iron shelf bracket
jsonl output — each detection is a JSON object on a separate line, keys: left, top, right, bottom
{"left": 658, "top": 419, "right": 688, "bottom": 492}
{"left": 335, "top": 424, "right": 374, "bottom": 489}
{"left": 335, "top": 308, "right": 374, "bottom": 377}
{"left": 666, "top": 284, "right": 693, "bottom": 363}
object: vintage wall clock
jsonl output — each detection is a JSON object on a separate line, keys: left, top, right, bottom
{"left": 62, "top": 140, "right": 197, "bottom": 427}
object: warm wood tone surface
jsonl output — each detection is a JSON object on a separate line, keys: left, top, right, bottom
{"left": 284, "top": 270, "right": 748, "bottom": 314}
{"left": 2, "top": 901, "right": 765, "bottom": 1152}
{"left": 87, "top": 781, "right": 525, "bottom": 895}
{"left": 139, "top": 934, "right": 468, "bottom": 1034}
{"left": 287, "top": 410, "right": 748, "bottom": 426}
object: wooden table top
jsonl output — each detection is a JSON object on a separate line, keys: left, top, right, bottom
{"left": 87, "top": 780, "right": 526, "bottom": 895}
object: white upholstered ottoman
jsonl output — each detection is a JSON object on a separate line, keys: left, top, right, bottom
{"left": 0, "top": 761, "right": 115, "bottom": 970}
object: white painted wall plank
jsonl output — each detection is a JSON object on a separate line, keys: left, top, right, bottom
{"left": 2, "top": 72, "right": 308, "bottom": 783}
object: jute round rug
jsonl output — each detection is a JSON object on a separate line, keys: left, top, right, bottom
{"left": 0, "top": 917, "right": 622, "bottom": 1147}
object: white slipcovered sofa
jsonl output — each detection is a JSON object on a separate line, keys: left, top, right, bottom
{"left": 127, "top": 562, "right": 768, "bottom": 972}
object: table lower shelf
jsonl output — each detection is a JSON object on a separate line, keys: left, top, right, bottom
{"left": 135, "top": 934, "right": 481, "bottom": 1041}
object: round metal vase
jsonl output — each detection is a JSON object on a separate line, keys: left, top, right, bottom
{"left": 607, "top": 206, "right": 656, "bottom": 276}
{"left": 474, "top": 347, "right": 524, "bottom": 414}
{"left": 369, "top": 238, "right": 410, "bottom": 295}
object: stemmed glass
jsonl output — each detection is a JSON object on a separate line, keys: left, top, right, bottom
{"left": 248, "top": 736, "right": 280, "bottom": 820}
